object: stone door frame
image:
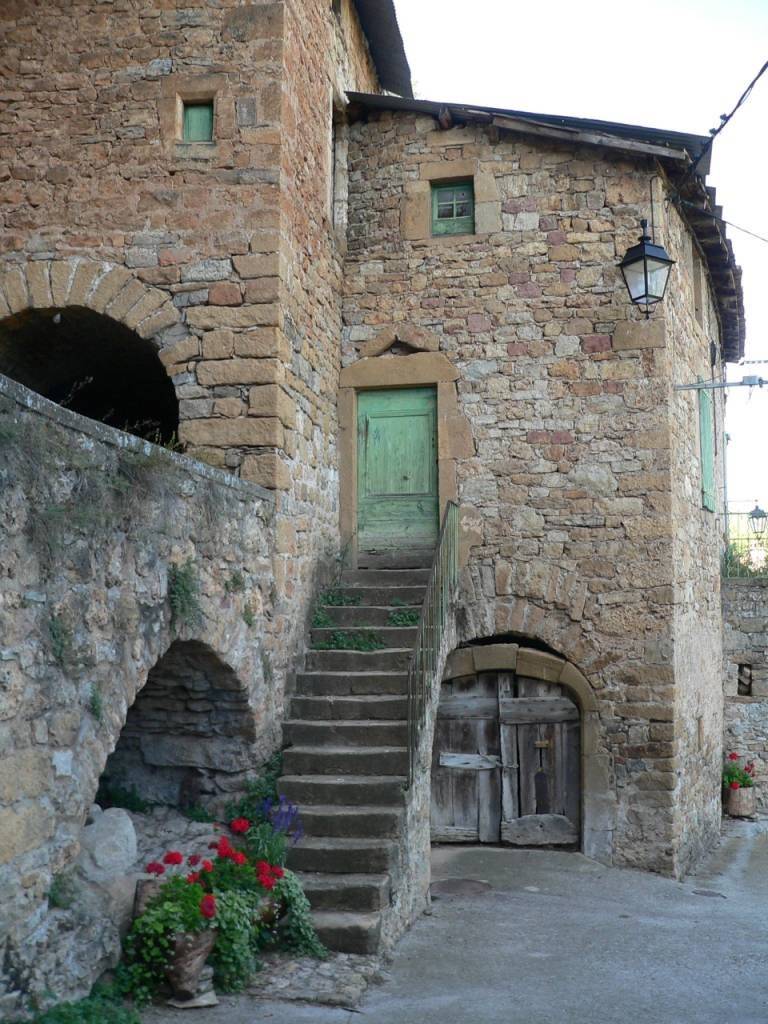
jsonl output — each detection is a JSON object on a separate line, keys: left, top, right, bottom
{"left": 338, "top": 338, "right": 474, "bottom": 569}
{"left": 441, "top": 642, "right": 615, "bottom": 863}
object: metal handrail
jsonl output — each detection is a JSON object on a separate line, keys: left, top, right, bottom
{"left": 406, "top": 501, "right": 460, "bottom": 788}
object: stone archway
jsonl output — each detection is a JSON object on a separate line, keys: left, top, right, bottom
{"left": 0, "top": 259, "right": 186, "bottom": 443}
{"left": 437, "top": 642, "right": 614, "bottom": 863}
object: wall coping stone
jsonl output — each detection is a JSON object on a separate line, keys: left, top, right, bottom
{"left": 0, "top": 373, "right": 274, "bottom": 506}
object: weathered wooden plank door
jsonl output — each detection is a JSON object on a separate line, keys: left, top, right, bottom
{"left": 356, "top": 387, "right": 438, "bottom": 567}
{"left": 430, "top": 673, "right": 502, "bottom": 843}
{"left": 431, "top": 671, "right": 580, "bottom": 847}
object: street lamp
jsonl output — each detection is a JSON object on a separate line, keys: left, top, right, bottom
{"left": 748, "top": 502, "right": 768, "bottom": 537}
{"left": 618, "top": 219, "right": 675, "bottom": 317}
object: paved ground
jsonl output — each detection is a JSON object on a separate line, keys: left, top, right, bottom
{"left": 142, "top": 819, "right": 768, "bottom": 1024}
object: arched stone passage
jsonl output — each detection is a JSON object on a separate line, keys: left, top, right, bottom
{"left": 0, "top": 258, "right": 187, "bottom": 443}
{"left": 99, "top": 640, "right": 258, "bottom": 812}
{"left": 437, "top": 640, "right": 615, "bottom": 863}
{"left": 0, "top": 306, "right": 179, "bottom": 443}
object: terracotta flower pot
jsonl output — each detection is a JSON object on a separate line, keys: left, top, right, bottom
{"left": 165, "top": 929, "right": 217, "bottom": 1001}
{"left": 726, "top": 785, "right": 756, "bottom": 818}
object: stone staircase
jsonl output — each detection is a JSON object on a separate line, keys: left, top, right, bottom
{"left": 279, "top": 568, "right": 429, "bottom": 953}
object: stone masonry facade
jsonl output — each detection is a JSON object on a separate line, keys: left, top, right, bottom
{"left": 342, "top": 109, "right": 731, "bottom": 875}
{"left": 0, "top": 0, "right": 747, "bottom": 1014}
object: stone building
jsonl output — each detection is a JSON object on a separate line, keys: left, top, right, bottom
{"left": 0, "top": 0, "right": 745, "bottom": 1014}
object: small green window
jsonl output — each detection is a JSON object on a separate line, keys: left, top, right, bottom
{"left": 431, "top": 181, "right": 474, "bottom": 236}
{"left": 182, "top": 101, "right": 214, "bottom": 142}
{"left": 699, "top": 386, "right": 716, "bottom": 512}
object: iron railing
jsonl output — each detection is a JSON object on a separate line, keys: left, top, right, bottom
{"left": 723, "top": 511, "right": 768, "bottom": 578}
{"left": 406, "top": 501, "right": 460, "bottom": 788}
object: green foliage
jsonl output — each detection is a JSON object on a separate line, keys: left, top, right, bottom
{"left": 225, "top": 570, "right": 246, "bottom": 594}
{"left": 95, "top": 780, "right": 154, "bottom": 814}
{"left": 207, "top": 890, "right": 261, "bottom": 992}
{"left": 87, "top": 685, "right": 103, "bottom": 722}
{"left": 313, "top": 630, "right": 386, "bottom": 651}
{"left": 48, "top": 872, "right": 77, "bottom": 910}
{"left": 168, "top": 560, "right": 201, "bottom": 629}
{"left": 224, "top": 755, "right": 282, "bottom": 826}
{"left": 15, "top": 984, "right": 139, "bottom": 1024}
{"left": 48, "top": 614, "right": 72, "bottom": 667}
{"left": 239, "top": 822, "right": 289, "bottom": 867}
{"left": 723, "top": 752, "right": 756, "bottom": 789}
{"left": 722, "top": 541, "right": 768, "bottom": 578}
{"left": 182, "top": 804, "right": 214, "bottom": 823}
{"left": 272, "top": 870, "right": 327, "bottom": 958}
{"left": 311, "top": 607, "right": 333, "bottom": 628}
{"left": 318, "top": 589, "right": 361, "bottom": 607}
{"left": 119, "top": 877, "right": 216, "bottom": 1005}
{"left": 242, "top": 603, "right": 255, "bottom": 628}
{"left": 388, "top": 608, "right": 419, "bottom": 626}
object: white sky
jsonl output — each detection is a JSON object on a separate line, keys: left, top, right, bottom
{"left": 392, "top": 0, "right": 768, "bottom": 511}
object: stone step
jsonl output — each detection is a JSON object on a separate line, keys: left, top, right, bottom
{"left": 294, "top": 671, "right": 408, "bottom": 696}
{"left": 300, "top": 872, "right": 390, "bottom": 913}
{"left": 300, "top": 804, "right": 402, "bottom": 838}
{"left": 331, "top": 585, "right": 427, "bottom": 606}
{"left": 317, "top": 605, "right": 421, "bottom": 627}
{"left": 311, "top": 911, "right": 383, "bottom": 955}
{"left": 341, "top": 568, "right": 431, "bottom": 587}
{"left": 280, "top": 774, "right": 406, "bottom": 806}
{"left": 310, "top": 625, "right": 418, "bottom": 649}
{"left": 284, "top": 719, "right": 407, "bottom": 748}
{"left": 289, "top": 836, "right": 399, "bottom": 875}
{"left": 282, "top": 746, "right": 408, "bottom": 776}
{"left": 305, "top": 648, "right": 411, "bottom": 673}
{"left": 290, "top": 694, "right": 408, "bottom": 721}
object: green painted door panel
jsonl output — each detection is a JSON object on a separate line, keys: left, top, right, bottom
{"left": 357, "top": 387, "right": 438, "bottom": 560}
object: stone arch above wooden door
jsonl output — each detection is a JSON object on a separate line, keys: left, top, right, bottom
{"left": 441, "top": 642, "right": 615, "bottom": 863}
{"left": 338, "top": 348, "right": 475, "bottom": 567}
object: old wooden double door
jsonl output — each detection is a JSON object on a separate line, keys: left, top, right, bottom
{"left": 431, "top": 671, "right": 581, "bottom": 846}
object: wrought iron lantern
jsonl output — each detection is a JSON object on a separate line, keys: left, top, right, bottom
{"left": 748, "top": 502, "right": 768, "bottom": 537}
{"left": 618, "top": 219, "right": 675, "bottom": 316}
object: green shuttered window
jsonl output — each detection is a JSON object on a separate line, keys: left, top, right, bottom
{"left": 699, "top": 387, "right": 716, "bottom": 512}
{"left": 431, "top": 181, "right": 474, "bottom": 236}
{"left": 182, "top": 101, "right": 214, "bottom": 142}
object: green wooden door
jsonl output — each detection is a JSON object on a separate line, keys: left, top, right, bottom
{"left": 357, "top": 387, "right": 438, "bottom": 566}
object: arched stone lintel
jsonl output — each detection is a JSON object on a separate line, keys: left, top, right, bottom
{"left": 354, "top": 324, "right": 441, "bottom": 359}
{"left": 0, "top": 257, "right": 184, "bottom": 347}
{"left": 443, "top": 643, "right": 598, "bottom": 713}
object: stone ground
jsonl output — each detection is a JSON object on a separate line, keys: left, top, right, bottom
{"left": 141, "top": 819, "right": 768, "bottom": 1024}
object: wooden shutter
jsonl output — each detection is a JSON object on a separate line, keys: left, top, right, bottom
{"left": 183, "top": 102, "right": 214, "bottom": 142}
{"left": 699, "top": 387, "right": 716, "bottom": 512}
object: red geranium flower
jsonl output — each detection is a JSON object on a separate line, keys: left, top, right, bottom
{"left": 729, "top": 752, "right": 740, "bottom": 761}
{"left": 145, "top": 861, "right": 165, "bottom": 876}
{"left": 258, "top": 874, "right": 276, "bottom": 890}
{"left": 216, "top": 837, "right": 233, "bottom": 856}
{"left": 201, "top": 859, "right": 213, "bottom": 872}
{"left": 730, "top": 781, "right": 741, "bottom": 790}
{"left": 188, "top": 854, "right": 201, "bottom": 866}
{"left": 163, "top": 850, "right": 183, "bottom": 865}
{"left": 232, "top": 851, "right": 247, "bottom": 866}
{"left": 230, "top": 818, "right": 251, "bottom": 834}
{"left": 187, "top": 872, "right": 200, "bottom": 884}
{"left": 200, "top": 894, "right": 216, "bottom": 919}
{"left": 256, "top": 860, "right": 270, "bottom": 874}
{"left": 272, "top": 865, "right": 285, "bottom": 879}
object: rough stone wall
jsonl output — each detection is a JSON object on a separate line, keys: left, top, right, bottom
{"left": 343, "top": 110, "right": 728, "bottom": 874}
{"left": 0, "top": 375, "right": 279, "bottom": 1013}
{"left": 663, "top": 197, "right": 727, "bottom": 873}
{"left": 722, "top": 578, "right": 768, "bottom": 810}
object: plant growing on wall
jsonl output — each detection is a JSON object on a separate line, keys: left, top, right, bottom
{"left": 168, "top": 560, "right": 201, "bottom": 630}
{"left": 722, "top": 751, "right": 756, "bottom": 789}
